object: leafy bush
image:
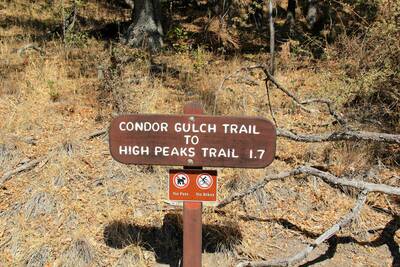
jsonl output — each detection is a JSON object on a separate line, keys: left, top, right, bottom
{"left": 342, "top": 1, "right": 400, "bottom": 130}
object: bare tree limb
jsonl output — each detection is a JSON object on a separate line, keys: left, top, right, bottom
{"left": 217, "top": 166, "right": 400, "bottom": 209}
{"left": 87, "top": 129, "right": 107, "bottom": 140}
{"left": 298, "top": 98, "right": 347, "bottom": 126}
{"left": 277, "top": 128, "right": 400, "bottom": 144}
{"left": 265, "top": 80, "right": 278, "bottom": 126}
{"left": 244, "top": 64, "right": 348, "bottom": 126}
{"left": 261, "top": 67, "right": 316, "bottom": 114}
{"left": 15, "top": 43, "right": 45, "bottom": 56}
{"left": 249, "top": 64, "right": 348, "bottom": 125}
{"left": 217, "top": 168, "right": 301, "bottom": 208}
{"left": 0, "top": 127, "right": 108, "bottom": 186}
{"left": 236, "top": 190, "right": 368, "bottom": 267}
{"left": 265, "top": 0, "right": 277, "bottom": 125}
{"left": 299, "top": 166, "right": 400, "bottom": 195}
{"left": 0, "top": 157, "right": 47, "bottom": 187}
{"left": 124, "top": 0, "right": 134, "bottom": 9}
{"left": 0, "top": 236, "right": 11, "bottom": 249}
{"left": 213, "top": 66, "right": 251, "bottom": 114}
{"left": 268, "top": 0, "right": 275, "bottom": 75}
{"left": 0, "top": 127, "right": 105, "bottom": 184}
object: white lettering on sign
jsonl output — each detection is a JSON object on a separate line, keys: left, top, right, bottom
{"left": 119, "top": 121, "right": 168, "bottom": 132}
{"left": 222, "top": 124, "right": 260, "bottom": 134}
{"left": 201, "top": 148, "right": 239, "bottom": 158}
{"left": 116, "top": 120, "right": 269, "bottom": 161}
{"left": 119, "top": 146, "right": 150, "bottom": 155}
{"left": 174, "top": 123, "right": 217, "bottom": 133}
{"left": 184, "top": 135, "right": 199, "bottom": 145}
{"left": 155, "top": 146, "right": 196, "bottom": 157}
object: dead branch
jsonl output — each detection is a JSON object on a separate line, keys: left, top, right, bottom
{"left": 277, "top": 128, "right": 400, "bottom": 144}
{"left": 261, "top": 67, "right": 316, "bottom": 114}
{"left": 248, "top": 64, "right": 348, "bottom": 125}
{"left": 0, "top": 157, "right": 47, "bottom": 187}
{"left": 124, "top": 0, "right": 134, "bottom": 9}
{"left": 299, "top": 98, "right": 347, "bottom": 126}
{"left": 0, "top": 236, "right": 11, "bottom": 249}
{"left": 236, "top": 190, "right": 368, "bottom": 267}
{"left": 217, "top": 166, "right": 400, "bottom": 208}
{"left": 299, "top": 166, "right": 400, "bottom": 194}
{"left": 268, "top": 0, "right": 275, "bottom": 75}
{"left": 87, "top": 129, "right": 107, "bottom": 140}
{"left": 265, "top": 79, "right": 277, "bottom": 125}
{"left": 217, "top": 168, "right": 301, "bottom": 208}
{"left": 15, "top": 43, "right": 45, "bottom": 56}
{"left": 213, "top": 66, "right": 251, "bottom": 114}
{"left": 0, "top": 128, "right": 105, "bottom": 186}
{"left": 266, "top": 1, "right": 277, "bottom": 125}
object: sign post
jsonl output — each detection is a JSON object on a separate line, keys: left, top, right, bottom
{"left": 183, "top": 102, "right": 204, "bottom": 267}
{"left": 108, "top": 101, "right": 277, "bottom": 267}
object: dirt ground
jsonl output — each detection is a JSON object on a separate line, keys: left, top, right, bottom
{"left": 0, "top": 0, "right": 399, "bottom": 266}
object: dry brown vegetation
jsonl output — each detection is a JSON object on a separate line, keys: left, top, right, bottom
{"left": 0, "top": 0, "right": 399, "bottom": 266}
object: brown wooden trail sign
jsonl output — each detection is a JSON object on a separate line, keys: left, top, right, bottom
{"left": 109, "top": 114, "right": 276, "bottom": 168}
{"left": 108, "top": 103, "right": 277, "bottom": 267}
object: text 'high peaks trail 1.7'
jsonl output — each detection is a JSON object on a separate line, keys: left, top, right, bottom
{"left": 109, "top": 114, "right": 276, "bottom": 168}
{"left": 108, "top": 104, "right": 277, "bottom": 267}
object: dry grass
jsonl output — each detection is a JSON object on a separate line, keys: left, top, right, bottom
{"left": 0, "top": 0, "right": 399, "bottom": 266}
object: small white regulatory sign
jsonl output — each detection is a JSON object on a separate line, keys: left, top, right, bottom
{"left": 196, "top": 174, "right": 213, "bottom": 190}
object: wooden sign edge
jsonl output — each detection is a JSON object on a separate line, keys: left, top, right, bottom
{"left": 108, "top": 114, "right": 277, "bottom": 168}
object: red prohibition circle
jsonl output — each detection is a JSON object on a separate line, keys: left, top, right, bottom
{"left": 173, "top": 173, "right": 190, "bottom": 189}
{"left": 196, "top": 174, "right": 213, "bottom": 190}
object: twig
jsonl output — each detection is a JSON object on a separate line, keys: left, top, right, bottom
{"left": 0, "top": 127, "right": 108, "bottom": 186}
{"left": 124, "top": 0, "right": 134, "bottom": 9}
{"left": 277, "top": 128, "right": 400, "bottom": 144}
{"left": 213, "top": 66, "right": 250, "bottom": 114}
{"left": 67, "top": 1, "right": 78, "bottom": 32}
{"left": 62, "top": 0, "right": 65, "bottom": 44}
{"left": 299, "top": 98, "right": 347, "bottom": 126}
{"left": 16, "top": 43, "right": 45, "bottom": 56}
{"left": 247, "top": 64, "right": 348, "bottom": 125}
{"left": 298, "top": 166, "right": 400, "bottom": 195}
{"left": 236, "top": 190, "right": 368, "bottom": 267}
{"left": 214, "top": 64, "right": 349, "bottom": 126}
{"left": 0, "top": 236, "right": 11, "bottom": 249}
{"left": 262, "top": 68, "right": 316, "bottom": 114}
{"left": 217, "top": 166, "right": 400, "bottom": 209}
{"left": 263, "top": 69, "right": 347, "bottom": 125}
{"left": 0, "top": 157, "right": 47, "bottom": 187}
{"left": 268, "top": 0, "right": 275, "bottom": 75}
{"left": 217, "top": 169, "right": 301, "bottom": 208}
{"left": 266, "top": 0, "right": 277, "bottom": 125}
{"left": 87, "top": 129, "right": 107, "bottom": 140}
{"left": 265, "top": 81, "right": 277, "bottom": 126}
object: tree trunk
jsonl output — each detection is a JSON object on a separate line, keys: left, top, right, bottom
{"left": 124, "top": 0, "right": 163, "bottom": 51}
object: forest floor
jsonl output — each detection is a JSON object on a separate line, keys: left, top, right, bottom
{"left": 0, "top": 0, "right": 399, "bottom": 266}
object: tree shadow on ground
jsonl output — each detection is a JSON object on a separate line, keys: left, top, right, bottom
{"left": 104, "top": 213, "right": 242, "bottom": 267}
{"left": 239, "top": 215, "right": 400, "bottom": 266}
{"left": 0, "top": 16, "right": 55, "bottom": 32}
{"left": 1, "top": 0, "right": 379, "bottom": 59}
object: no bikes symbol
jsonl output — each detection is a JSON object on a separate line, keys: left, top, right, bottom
{"left": 196, "top": 174, "right": 213, "bottom": 190}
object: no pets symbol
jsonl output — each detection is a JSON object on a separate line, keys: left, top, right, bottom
{"left": 173, "top": 173, "right": 190, "bottom": 189}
